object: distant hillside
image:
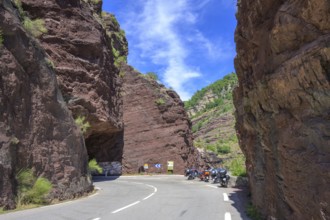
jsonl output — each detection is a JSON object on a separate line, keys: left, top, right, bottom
{"left": 185, "top": 73, "right": 245, "bottom": 175}
{"left": 185, "top": 73, "right": 237, "bottom": 117}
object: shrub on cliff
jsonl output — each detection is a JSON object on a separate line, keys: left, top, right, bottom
{"left": 225, "top": 155, "right": 247, "bottom": 177}
{"left": 16, "top": 169, "right": 52, "bottom": 206}
{"left": 75, "top": 116, "right": 90, "bottom": 134}
{"left": 145, "top": 72, "right": 159, "bottom": 81}
{"left": 155, "top": 98, "right": 165, "bottom": 105}
{"left": 23, "top": 18, "right": 47, "bottom": 37}
{"left": 88, "top": 159, "right": 103, "bottom": 174}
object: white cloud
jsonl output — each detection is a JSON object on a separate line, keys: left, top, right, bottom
{"left": 122, "top": 0, "right": 233, "bottom": 101}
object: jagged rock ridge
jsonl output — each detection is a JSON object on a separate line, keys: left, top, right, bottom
{"left": 234, "top": 0, "right": 330, "bottom": 219}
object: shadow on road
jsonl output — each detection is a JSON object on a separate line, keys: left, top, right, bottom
{"left": 92, "top": 175, "right": 121, "bottom": 182}
{"left": 226, "top": 186, "right": 251, "bottom": 220}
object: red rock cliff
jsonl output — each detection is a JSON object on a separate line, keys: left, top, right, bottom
{"left": 122, "top": 65, "right": 203, "bottom": 174}
{"left": 0, "top": 0, "right": 92, "bottom": 209}
{"left": 20, "top": 0, "right": 125, "bottom": 163}
{"left": 0, "top": 0, "right": 125, "bottom": 209}
{"left": 234, "top": 0, "right": 330, "bottom": 219}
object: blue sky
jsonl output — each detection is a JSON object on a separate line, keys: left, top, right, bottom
{"left": 103, "top": 0, "right": 237, "bottom": 101}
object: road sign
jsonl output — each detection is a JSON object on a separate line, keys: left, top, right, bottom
{"left": 155, "top": 164, "right": 161, "bottom": 168}
{"left": 167, "top": 161, "right": 174, "bottom": 171}
{"left": 144, "top": 163, "right": 149, "bottom": 169}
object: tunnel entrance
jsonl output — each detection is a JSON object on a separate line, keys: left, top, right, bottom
{"left": 85, "top": 131, "right": 124, "bottom": 175}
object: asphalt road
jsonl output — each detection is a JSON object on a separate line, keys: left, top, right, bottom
{"left": 0, "top": 175, "right": 250, "bottom": 220}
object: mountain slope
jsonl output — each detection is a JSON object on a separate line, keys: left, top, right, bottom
{"left": 185, "top": 73, "right": 243, "bottom": 166}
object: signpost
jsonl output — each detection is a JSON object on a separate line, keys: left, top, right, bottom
{"left": 144, "top": 163, "right": 149, "bottom": 170}
{"left": 167, "top": 161, "right": 174, "bottom": 174}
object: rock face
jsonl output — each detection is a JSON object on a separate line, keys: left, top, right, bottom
{"left": 234, "top": 1, "right": 330, "bottom": 219}
{"left": 0, "top": 0, "right": 92, "bottom": 209}
{"left": 122, "top": 65, "right": 203, "bottom": 174}
{"left": 0, "top": 0, "right": 126, "bottom": 209}
{"left": 20, "top": 0, "right": 125, "bottom": 164}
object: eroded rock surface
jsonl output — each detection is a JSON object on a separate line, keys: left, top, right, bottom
{"left": 234, "top": 0, "right": 330, "bottom": 219}
{"left": 122, "top": 65, "right": 203, "bottom": 174}
{"left": 0, "top": 0, "right": 92, "bottom": 209}
{"left": 20, "top": 0, "right": 125, "bottom": 163}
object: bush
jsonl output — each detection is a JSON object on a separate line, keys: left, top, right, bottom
{"left": 16, "top": 169, "right": 52, "bottom": 206}
{"left": 225, "top": 155, "right": 247, "bottom": 177}
{"left": 145, "top": 72, "right": 158, "bottom": 81}
{"left": 23, "top": 18, "right": 47, "bottom": 37}
{"left": 88, "top": 159, "right": 103, "bottom": 174}
{"left": 45, "top": 58, "right": 55, "bottom": 69}
{"left": 75, "top": 116, "right": 90, "bottom": 134}
{"left": 217, "top": 144, "right": 231, "bottom": 154}
{"left": 155, "top": 98, "right": 165, "bottom": 105}
{"left": 13, "top": 0, "right": 24, "bottom": 17}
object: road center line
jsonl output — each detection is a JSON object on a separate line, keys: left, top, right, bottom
{"left": 143, "top": 193, "right": 155, "bottom": 200}
{"left": 223, "top": 193, "right": 229, "bottom": 201}
{"left": 112, "top": 201, "right": 141, "bottom": 214}
{"left": 225, "top": 212, "right": 231, "bottom": 220}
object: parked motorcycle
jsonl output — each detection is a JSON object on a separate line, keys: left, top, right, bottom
{"left": 185, "top": 168, "right": 199, "bottom": 180}
{"left": 217, "top": 168, "right": 230, "bottom": 187}
{"left": 198, "top": 169, "right": 211, "bottom": 182}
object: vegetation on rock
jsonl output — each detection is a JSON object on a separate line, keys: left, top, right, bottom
{"left": 75, "top": 116, "right": 91, "bottom": 134}
{"left": 88, "top": 159, "right": 103, "bottom": 174}
{"left": 186, "top": 73, "right": 246, "bottom": 176}
{"left": 16, "top": 169, "right": 52, "bottom": 206}
{"left": 184, "top": 72, "right": 237, "bottom": 115}
{"left": 144, "top": 72, "right": 159, "bottom": 81}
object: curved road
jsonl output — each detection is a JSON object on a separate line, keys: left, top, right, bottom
{"left": 0, "top": 175, "right": 250, "bottom": 220}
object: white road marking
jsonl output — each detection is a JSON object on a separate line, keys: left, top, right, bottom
{"left": 143, "top": 193, "right": 155, "bottom": 200}
{"left": 112, "top": 201, "right": 141, "bottom": 214}
{"left": 146, "top": 184, "right": 158, "bottom": 193}
{"left": 111, "top": 183, "right": 158, "bottom": 213}
{"left": 223, "top": 193, "right": 229, "bottom": 201}
{"left": 225, "top": 212, "right": 231, "bottom": 220}
{"left": 92, "top": 218, "right": 101, "bottom": 220}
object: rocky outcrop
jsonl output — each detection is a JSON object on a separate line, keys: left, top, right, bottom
{"left": 122, "top": 65, "right": 203, "bottom": 174}
{"left": 20, "top": 0, "right": 125, "bottom": 163}
{"left": 0, "top": 0, "right": 127, "bottom": 209}
{"left": 234, "top": 0, "right": 330, "bottom": 219}
{"left": 0, "top": 0, "right": 92, "bottom": 209}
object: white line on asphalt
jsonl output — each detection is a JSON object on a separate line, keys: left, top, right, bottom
{"left": 223, "top": 193, "right": 229, "bottom": 201}
{"left": 206, "top": 185, "right": 218, "bottom": 189}
{"left": 112, "top": 201, "right": 141, "bottom": 214}
{"left": 146, "top": 184, "right": 158, "bottom": 193}
{"left": 142, "top": 193, "right": 155, "bottom": 200}
{"left": 225, "top": 212, "right": 231, "bottom": 220}
{"left": 92, "top": 218, "right": 101, "bottom": 220}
